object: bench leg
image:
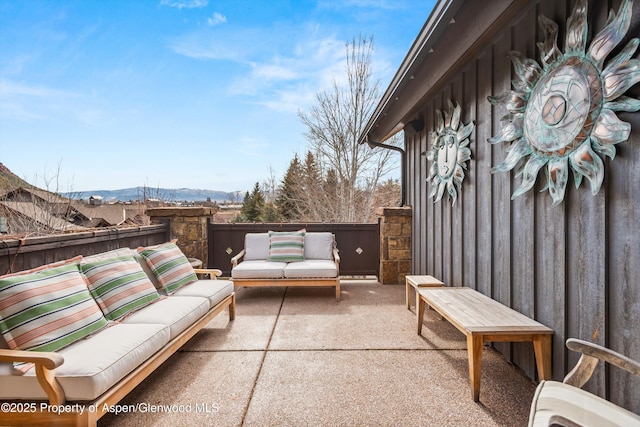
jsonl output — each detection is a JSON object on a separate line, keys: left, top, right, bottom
{"left": 336, "top": 282, "right": 341, "bottom": 300}
{"left": 532, "top": 334, "right": 552, "bottom": 380}
{"left": 467, "top": 334, "right": 483, "bottom": 402}
{"left": 229, "top": 293, "right": 236, "bottom": 321}
{"left": 417, "top": 293, "right": 426, "bottom": 335}
{"left": 406, "top": 282, "right": 412, "bottom": 309}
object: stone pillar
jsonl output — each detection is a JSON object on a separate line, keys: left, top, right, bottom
{"left": 146, "top": 207, "right": 215, "bottom": 267}
{"left": 376, "top": 206, "right": 412, "bottom": 285}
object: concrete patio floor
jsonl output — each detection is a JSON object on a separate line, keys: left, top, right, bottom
{"left": 100, "top": 280, "right": 537, "bottom": 426}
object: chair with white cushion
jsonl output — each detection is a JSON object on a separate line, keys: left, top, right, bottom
{"left": 528, "top": 338, "right": 640, "bottom": 427}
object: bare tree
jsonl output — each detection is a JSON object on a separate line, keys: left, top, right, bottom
{"left": 298, "top": 35, "right": 399, "bottom": 223}
{"left": 261, "top": 166, "right": 279, "bottom": 204}
{"left": 0, "top": 161, "right": 81, "bottom": 237}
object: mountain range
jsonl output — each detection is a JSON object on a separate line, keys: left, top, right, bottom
{"left": 0, "top": 163, "right": 241, "bottom": 203}
{"left": 62, "top": 187, "right": 241, "bottom": 203}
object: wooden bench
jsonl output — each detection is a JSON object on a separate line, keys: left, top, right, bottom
{"left": 417, "top": 287, "right": 553, "bottom": 402}
{"left": 405, "top": 274, "right": 444, "bottom": 309}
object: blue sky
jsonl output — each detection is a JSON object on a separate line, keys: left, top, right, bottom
{"left": 0, "top": 0, "right": 435, "bottom": 194}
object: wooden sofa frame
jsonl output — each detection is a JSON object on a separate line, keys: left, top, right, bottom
{"left": 231, "top": 248, "right": 341, "bottom": 300}
{"left": 0, "top": 268, "right": 235, "bottom": 427}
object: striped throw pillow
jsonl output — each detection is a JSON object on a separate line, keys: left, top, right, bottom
{"left": 0, "top": 263, "right": 109, "bottom": 352}
{"left": 138, "top": 242, "right": 198, "bottom": 294}
{"left": 267, "top": 229, "right": 306, "bottom": 262}
{"left": 81, "top": 255, "right": 160, "bottom": 321}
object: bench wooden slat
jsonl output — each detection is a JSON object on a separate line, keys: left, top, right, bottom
{"left": 419, "top": 287, "right": 552, "bottom": 332}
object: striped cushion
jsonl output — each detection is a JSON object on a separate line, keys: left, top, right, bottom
{"left": 81, "top": 255, "right": 160, "bottom": 321}
{"left": 137, "top": 242, "right": 198, "bottom": 294}
{"left": 0, "top": 263, "right": 108, "bottom": 352}
{"left": 267, "top": 229, "right": 306, "bottom": 262}
{"left": 2, "top": 255, "right": 82, "bottom": 278}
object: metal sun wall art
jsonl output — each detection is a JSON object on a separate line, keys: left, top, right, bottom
{"left": 488, "top": 0, "right": 640, "bottom": 206}
{"left": 424, "top": 100, "right": 474, "bottom": 206}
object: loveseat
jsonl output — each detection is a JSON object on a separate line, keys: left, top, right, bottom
{"left": 0, "top": 242, "right": 235, "bottom": 427}
{"left": 231, "top": 231, "right": 341, "bottom": 300}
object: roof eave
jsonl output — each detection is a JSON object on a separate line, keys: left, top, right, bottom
{"left": 360, "top": 0, "right": 530, "bottom": 145}
{"left": 358, "top": 0, "right": 463, "bottom": 145}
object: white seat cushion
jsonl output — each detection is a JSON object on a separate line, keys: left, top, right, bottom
{"left": 529, "top": 380, "right": 640, "bottom": 427}
{"left": 232, "top": 260, "right": 286, "bottom": 279}
{"left": 283, "top": 260, "right": 338, "bottom": 278}
{"left": 0, "top": 323, "right": 169, "bottom": 401}
{"left": 122, "top": 296, "right": 209, "bottom": 340}
{"left": 172, "top": 279, "right": 234, "bottom": 308}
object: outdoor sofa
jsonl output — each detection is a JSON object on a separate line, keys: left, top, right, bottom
{"left": 0, "top": 242, "right": 235, "bottom": 426}
{"left": 231, "top": 230, "right": 341, "bottom": 300}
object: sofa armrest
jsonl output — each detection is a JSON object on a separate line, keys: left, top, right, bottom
{"left": 0, "top": 348, "right": 66, "bottom": 405}
{"left": 193, "top": 268, "right": 222, "bottom": 278}
{"left": 231, "top": 249, "right": 246, "bottom": 267}
{"left": 564, "top": 338, "right": 640, "bottom": 388}
{"left": 0, "top": 348, "right": 64, "bottom": 369}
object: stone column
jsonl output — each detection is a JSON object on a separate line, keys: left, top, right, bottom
{"left": 376, "top": 206, "right": 412, "bottom": 285}
{"left": 146, "top": 207, "right": 216, "bottom": 267}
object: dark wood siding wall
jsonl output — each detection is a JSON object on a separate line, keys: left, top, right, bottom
{"left": 406, "top": 0, "right": 639, "bottom": 412}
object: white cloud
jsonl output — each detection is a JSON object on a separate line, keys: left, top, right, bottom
{"left": 227, "top": 34, "right": 347, "bottom": 112}
{"left": 168, "top": 28, "right": 262, "bottom": 61}
{"left": 207, "top": 12, "right": 227, "bottom": 26}
{"left": 251, "top": 62, "right": 298, "bottom": 81}
{"left": 160, "top": 0, "right": 208, "bottom": 9}
{"left": 0, "top": 78, "right": 114, "bottom": 125}
{"left": 317, "top": 0, "right": 407, "bottom": 10}
{"left": 167, "top": 21, "right": 390, "bottom": 114}
{"left": 0, "top": 78, "right": 78, "bottom": 98}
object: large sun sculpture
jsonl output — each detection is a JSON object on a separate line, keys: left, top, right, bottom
{"left": 424, "top": 100, "right": 474, "bottom": 206}
{"left": 488, "top": 0, "right": 640, "bottom": 205}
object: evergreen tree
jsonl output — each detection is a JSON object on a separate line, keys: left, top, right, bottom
{"left": 259, "top": 202, "right": 281, "bottom": 222}
{"left": 323, "top": 168, "right": 340, "bottom": 222}
{"left": 276, "top": 155, "right": 303, "bottom": 220}
{"left": 241, "top": 182, "right": 265, "bottom": 222}
{"left": 240, "top": 191, "right": 252, "bottom": 220}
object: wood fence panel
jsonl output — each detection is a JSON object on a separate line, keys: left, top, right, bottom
{"left": 412, "top": 129, "right": 424, "bottom": 274}
{"left": 452, "top": 78, "right": 464, "bottom": 287}
{"left": 607, "top": 87, "right": 640, "bottom": 411}
{"left": 508, "top": 3, "right": 537, "bottom": 379}
{"left": 0, "top": 225, "right": 169, "bottom": 275}
{"left": 462, "top": 63, "right": 477, "bottom": 290}
{"left": 491, "top": 31, "right": 513, "bottom": 358}
{"left": 424, "top": 106, "right": 436, "bottom": 276}
{"left": 475, "top": 48, "right": 493, "bottom": 296}
{"left": 419, "top": 116, "right": 429, "bottom": 275}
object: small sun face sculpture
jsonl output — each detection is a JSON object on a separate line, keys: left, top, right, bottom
{"left": 488, "top": 0, "right": 640, "bottom": 206}
{"left": 424, "top": 100, "right": 474, "bottom": 206}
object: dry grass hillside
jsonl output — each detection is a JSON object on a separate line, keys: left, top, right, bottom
{"left": 0, "top": 163, "right": 30, "bottom": 194}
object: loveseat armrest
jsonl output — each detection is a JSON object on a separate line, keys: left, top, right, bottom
{"left": 193, "top": 268, "right": 222, "bottom": 278}
{"left": 332, "top": 248, "right": 340, "bottom": 264}
{"left": 0, "top": 348, "right": 66, "bottom": 405}
{"left": 564, "top": 338, "right": 640, "bottom": 388}
{"left": 231, "top": 249, "right": 246, "bottom": 267}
